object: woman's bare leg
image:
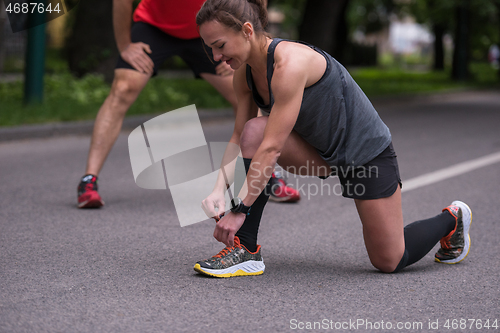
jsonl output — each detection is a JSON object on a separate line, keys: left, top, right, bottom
{"left": 354, "top": 187, "right": 405, "bottom": 273}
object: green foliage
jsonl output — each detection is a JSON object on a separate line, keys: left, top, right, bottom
{"left": 469, "top": 62, "right": 500, "bottom": 83}
{"left": 0, "top": 73, "right": 110, "bottom": 126}
{"left": 45, "top": 49, "right": 70, "bottom": 73}
{"left": 1, "top": 63, "right": 497, "bottom": 127}
{"left": 0, "top": 72, "right": 231, "bottom": 127}
{"left": 347, "top": 0, "right": 396, "bottom": 35}
{"left": 2, "top": 56, "right": 24, "bottom": 73}
{"left": 3, "top": 48, "right": 70, "bottom": 74}
{"left": 468, "top": 0, "right": 500, "bottom": 61}
{"left": 400, "top": 0, "right": 500, "bottom": 62}
{"left": 352, "top": 68, "right": 462, "bottom": 97}
{"left": 129, "top": 77, "right": 231, "bottom": 116}
{"left": 350, "top": 63, "right": 498, "bottom": 97}
{"left": 403, "top": 0, "right": 455, "bottom": 26}
{"left": 268, "top": 0, "right": 307, "bottom": 38}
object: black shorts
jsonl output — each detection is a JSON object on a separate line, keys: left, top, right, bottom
{"left": 321, "top": 142, "right": 402, "bottom": 200}
{"left": 116, "top": 21, "right": 220, "bottom": 78}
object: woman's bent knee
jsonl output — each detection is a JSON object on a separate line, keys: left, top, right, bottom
{"left": 372, "top": 259, "right": 400, "bottom": 273}
{"left": 240, "top": 117, "right": 267, "bottom": 157}
{"left": 371, "top": 250, "right": 408, "bottom": 273}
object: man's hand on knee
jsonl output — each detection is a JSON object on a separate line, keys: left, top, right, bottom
{"left": 121, "top": 42, "right": 154, "bottom": 75}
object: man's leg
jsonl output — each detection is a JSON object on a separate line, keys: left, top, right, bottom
{"left": 77, "top": 69, "right": 150, "bottom": 208}
{"left": 85, "top": 69, "right": 150, "bottom": 176}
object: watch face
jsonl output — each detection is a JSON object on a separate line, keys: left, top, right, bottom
{"left": 231, "top": 197, "right": 242, "bottom": 209}
{"left": 230, "top": 197, "right": 246, "bottom": 213}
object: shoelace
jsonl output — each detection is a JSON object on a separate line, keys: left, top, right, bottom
{"left": 213, "top": 246, "right": 235, "bottom": 259}
{"left": 213, "top": 239, "right": 242, "bottom": 259}
{"left": 440, "top": 236, "right": 452, "bottom": 249}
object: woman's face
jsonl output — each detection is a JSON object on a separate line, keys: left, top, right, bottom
{"left": 199, "top": 20, "right": 251, "bottom": 70}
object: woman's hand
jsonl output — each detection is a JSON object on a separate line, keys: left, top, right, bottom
{"left": 213, "top": 212, "right": 246, "bottom": 247}
{"left": 201, "top": 191, "right": 226, "bottom": 221}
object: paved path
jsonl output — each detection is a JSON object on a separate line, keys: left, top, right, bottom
{"left": 1, "top": 91, "right": 499, "bottom": 332}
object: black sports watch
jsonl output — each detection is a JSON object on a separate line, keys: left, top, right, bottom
{"left": 230, "top": 197, "right": 251, "bottom": 215}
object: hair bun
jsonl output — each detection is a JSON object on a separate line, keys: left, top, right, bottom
{"left": 247, "top": 0, "right": 268, "bottom": 29}
{"left": 197, "top": 0, "right": 270, "bottom": 37}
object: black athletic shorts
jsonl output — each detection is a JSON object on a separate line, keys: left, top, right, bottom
{"left": 116, "top": 21, "right": 220, "bottom": 78}
{"left": 321, "top": 142, "right": 402, "bottom": 200}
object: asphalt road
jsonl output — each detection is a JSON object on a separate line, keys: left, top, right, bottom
{"left": 1, "top": 91, "right": 499, "bottom": 333}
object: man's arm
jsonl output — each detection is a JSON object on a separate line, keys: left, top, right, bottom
{"left": 113, "top": 0, "right": 135, "bottom": 53}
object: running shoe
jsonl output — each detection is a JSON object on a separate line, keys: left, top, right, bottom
{"left": 77, "top": 174, "right": 104, "bottom": 208}
{"left": 194, "top": 236, "right": 265, "bottom": 278}
{"left": 268, "top": 171, "right": 300, "bottom": 203}
{"left": 435, "top": 201, "right": 472, "bottom": 264}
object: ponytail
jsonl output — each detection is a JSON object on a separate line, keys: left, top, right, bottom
{"left": 247, "top": 0, "right": 268, "bottom": 31}
{"left": 197, "top": 0, "right": 270, "bottom": 37}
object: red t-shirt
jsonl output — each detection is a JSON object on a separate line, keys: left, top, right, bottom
{"left": 133, "top": 0, "right": 206, "bottom": 39}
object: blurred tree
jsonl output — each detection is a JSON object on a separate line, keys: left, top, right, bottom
{"left": 409, "top": 0, "right": 500, "bottom": 79}
{"left": 346, "top": 0, "right": 398, "bottom": 66}
{"left": 65, "top": 0, "right": 118, "bottom": 82}
{"left": 406, "top": 0, "right": 455, "bottom": 71}
{"left": 298, "top": 0, "right": 350, "bottom": 62}
{"left": 348, "top": 0, "right": 395, "bottom": 36}
{"left": 451, "top": 0, "right": 499, "bottom": 80}
{"left": 0, "top": 4, "right": 5, "bottom": 74}
{"left": 496, "top": 0, "right": 500, "bottom": 80}
{"left": 267, "top": 0, "right": 306, "bottom": 39}
{"left": 451, "top": 0, "right": 470, "bottom": 80}
{"left": 397, "top": 0, "right": 499, "bottom": 80}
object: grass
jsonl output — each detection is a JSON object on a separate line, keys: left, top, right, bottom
{"left": 0, "top": 61, "right": 498, "bottom": 127}
{"left": 0, "top": 73, "right": 231, "bottom": 127}
{"left": 350, "top": 63, "right": 499, "bottom": 98}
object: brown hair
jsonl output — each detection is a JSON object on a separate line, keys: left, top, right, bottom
{"left": 196, "top": 0, "right": 270, "bottom": 37}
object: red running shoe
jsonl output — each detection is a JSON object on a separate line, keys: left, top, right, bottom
{"left": 268, "top": 172, "right": 300, "bottom": 203}
{"left": 77, "top": 175, "right": 104, "bottom": 208}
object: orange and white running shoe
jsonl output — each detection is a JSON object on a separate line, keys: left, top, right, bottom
{"left": 194, "top": 236, "right": 265, "bottom": 278}
{"left": 435, "top": 201, "right": 472, "bottom": 264}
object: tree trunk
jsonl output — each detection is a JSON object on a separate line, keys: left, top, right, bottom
{"left": 497, "top": 2, "right": 500, "bottom": 81}
{"left": 451, "top": 0, "right": 470, "bottom": 80}
{"left": 0, "top": 4, "right": 6, "bottom": 74}
{"left": 432, "top": 23, "right": 445, "bottom": 71}
{"left": 299, "top": 0, "right": 350, "bottom": 59}
{"left": 332, "top": 0, "right": 349, "bottom": 63}
{"left": 66, "top": 0, "right": 117, "bottom": 82}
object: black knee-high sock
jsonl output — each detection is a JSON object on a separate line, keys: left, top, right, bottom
{"left": 234, "top": 158, "right": 271, "bottom": 253}
{"left": 393, "top": 211, "right": 456, "bottom": 272}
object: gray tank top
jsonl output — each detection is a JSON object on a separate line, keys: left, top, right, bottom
{"left": 246, "top": 38, "right": 391, "bottom": 169}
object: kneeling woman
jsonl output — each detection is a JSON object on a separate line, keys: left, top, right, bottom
{"left": 195, "top": 0, "right": 471, "bottom": 277}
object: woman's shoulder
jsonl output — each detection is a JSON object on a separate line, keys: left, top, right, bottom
{"left": 273, "top": 40, "right": 325, "bottom": 82}
{"left": 274, "top": 40, "right": 318, "bottom": 68}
